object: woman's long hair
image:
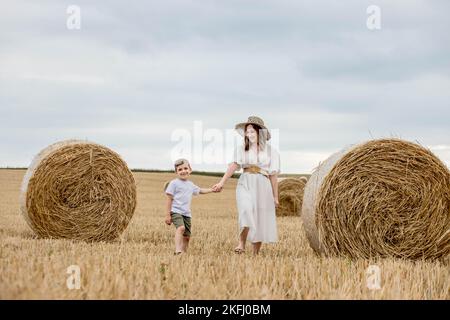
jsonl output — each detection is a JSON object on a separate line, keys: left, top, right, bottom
{"left": 244, "top": 123, "right": 267, "bottom": 151}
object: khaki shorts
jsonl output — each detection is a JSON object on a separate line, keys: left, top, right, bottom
{"left": 171, "top": 212, "right": 191, "bottom": 237}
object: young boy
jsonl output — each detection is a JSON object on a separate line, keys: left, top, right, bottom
{"left": 165, "top": 158, "right": 216, "bottom": 255}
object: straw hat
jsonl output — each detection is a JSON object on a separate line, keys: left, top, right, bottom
{"left": 235, "top": 116, "right": 271, "bottom": 140}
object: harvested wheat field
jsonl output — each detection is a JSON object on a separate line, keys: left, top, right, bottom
{"left": 0, "top": 169, "right": 448, "bottom": 299}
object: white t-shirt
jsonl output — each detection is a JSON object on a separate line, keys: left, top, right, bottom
{"left": 165, "top": 178, "right": 200, "bottom": 217}
{"left": 230, "top": 143, "right": 281, "bottom": 175}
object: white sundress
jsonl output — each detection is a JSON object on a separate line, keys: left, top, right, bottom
{"left": 231, "top": 143, "right": 280, "bottom": 243}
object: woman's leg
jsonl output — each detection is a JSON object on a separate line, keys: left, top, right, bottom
{"left": 252, "top": 242, "right": 262, "bottom": 255}
{"left": 235, "top": 227, "right": 249, "bottom": 251}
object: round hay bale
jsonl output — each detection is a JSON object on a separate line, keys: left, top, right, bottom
{"left": 276, "top": 178, "right": 306, "bottom": 217}
{"left": 163, "top": 181, "right": 170, "bottom": 192}
{"left": 302, "top": 139, "right": 450, "bottom": 260}
{"left": 20, "top": 140, "right": 137, "bottom": 241}
{"left": 299, "top": 176, "right": 308, "bottom": 183}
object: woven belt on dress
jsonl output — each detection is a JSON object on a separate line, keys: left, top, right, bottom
{"left": 243, "top": 165, "right": 269, "bottom": 177}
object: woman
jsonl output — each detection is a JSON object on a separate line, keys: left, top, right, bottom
{"left": 212, "top": 116, "right": 280, "bottom": 255}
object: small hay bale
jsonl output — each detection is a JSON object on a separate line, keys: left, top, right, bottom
{"left": 163, "top": 181, "right": 170, "bottom": 192}
{"left": 302, "top": 139, "right": 450, "bottom": 260}
{"left": 276, "top": 178, "right": 306, "bottom": 217}
{"left": 20, "top": 140, "right": 137, "bottom": 241}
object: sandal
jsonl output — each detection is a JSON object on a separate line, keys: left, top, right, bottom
{"left": 174, "top": 251, "right": 183, "bottom": 255}
{"left": 234, "top": 248, "right": 245, "bottom": 254}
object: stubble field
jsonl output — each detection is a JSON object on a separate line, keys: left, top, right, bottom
{"left": 0, "top": 169, "right": 448, "bottom": 299}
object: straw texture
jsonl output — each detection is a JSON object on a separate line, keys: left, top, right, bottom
{"left": 163, "top": 181, "right": 170, "bottom": 192}
{"left": 276, "top": 178, "right": 307, "bottom": 217}
{"left": 20, "top": 140, "right": 137, "bottom": 241}
{"left": 302, "top": 139, "right": 450, "bottom": 260}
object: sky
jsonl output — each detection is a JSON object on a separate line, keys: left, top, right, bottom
{"left": 1, "top": 0, "right": 449, "bottom": 174}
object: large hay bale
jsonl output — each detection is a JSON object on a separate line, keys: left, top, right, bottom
{"left": 276, "top": 178, "right": 306, "bottom": 217}
{"left": 20, "top": 140, "right": 137, "bottom": 241}
{"left": 302, "top": 139, "right": 450, "bottom": 260}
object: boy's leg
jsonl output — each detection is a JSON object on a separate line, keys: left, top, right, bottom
{"left": 175, "top": 226, "right": 185, "bottom": 253}
{"left": 182, "top": 236, "right": 190, "bottom": 252}
{"left": 171, "top": 213, "right": 186, "bottom": 254}
{"left": 181, "top": 216, "right": 191, "bottom": 252}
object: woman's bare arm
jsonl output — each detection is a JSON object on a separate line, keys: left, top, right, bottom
{"left": 269, "top": 174, "right": 279, "bottom": 207}
{"left": 212, "top": 162, "right": 239, "bottom": 191}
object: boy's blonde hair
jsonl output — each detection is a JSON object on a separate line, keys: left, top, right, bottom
{"left": 174, "top": 158, "right": 191, "bottom": 172}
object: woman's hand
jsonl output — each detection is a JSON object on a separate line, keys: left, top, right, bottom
{"left": 212, "top": 182, "right": 224, "bottom": 192}
{"left": 165, "top": 214, "right": 172, "bottom": 225}
{"left": 274, "top": 196, "right": 279, "bottom": 208}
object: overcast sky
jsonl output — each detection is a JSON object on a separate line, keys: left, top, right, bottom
{"left": 1, "top": 0, "right": 449, "bottom": 173}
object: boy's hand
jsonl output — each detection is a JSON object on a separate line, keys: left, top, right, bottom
{"left": 165, "top": 214, "right": 172, "bottom": 225}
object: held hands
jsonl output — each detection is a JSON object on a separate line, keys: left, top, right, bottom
{"left": 212, "top": 182, "right": 224, "bottom": 192}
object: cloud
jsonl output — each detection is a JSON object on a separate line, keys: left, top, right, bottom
{"left": 0, "top": 0, "right": 449, "bottom": 172}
